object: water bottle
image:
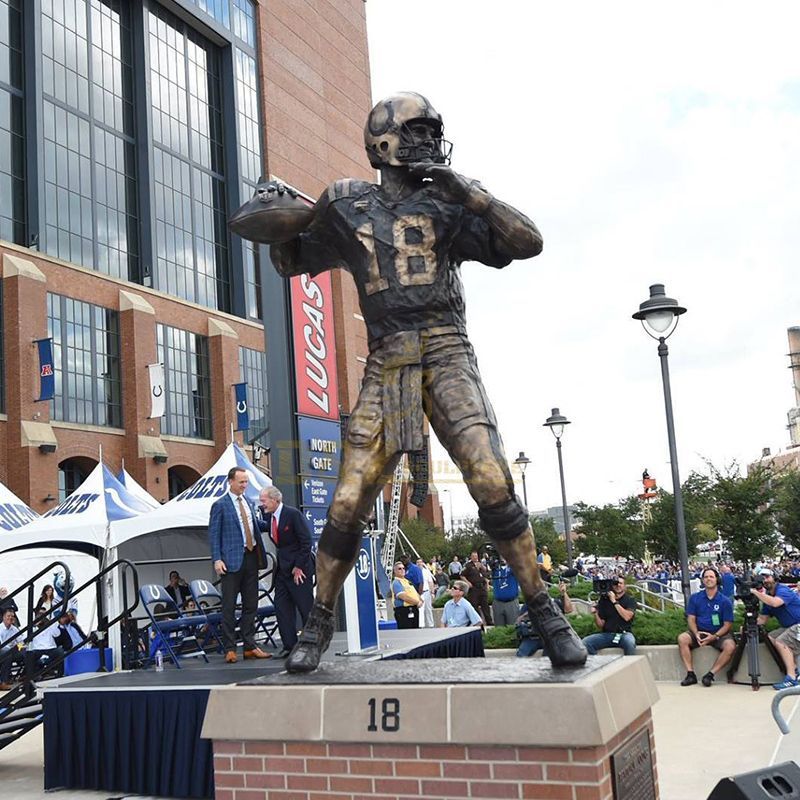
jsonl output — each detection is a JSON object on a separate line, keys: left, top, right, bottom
{"left": 155, "top": 649, "right": 164, "bottom": 672}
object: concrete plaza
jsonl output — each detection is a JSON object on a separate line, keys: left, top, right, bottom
{"left": 0, "top": 679, "right": 798, "bottom": 799}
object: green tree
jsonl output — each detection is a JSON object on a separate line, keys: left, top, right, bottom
{"left": 644, "top": 471, "right": 715, "bottom": 560}
{"left": 398, "top": 517, "right": 446, "bottom": 562}
{"left": 773, "top": 468, "right": 800, "bottom": 552}
{"left": 709, "top": 462, "right": 778, "bottom": 566}
{"left": 445, "top": 517, "right": 488, "bottom": 561}
{"left": 572, "top": 497, "right": 646, "bottom": 559}
{"left": 530, "top": 515, "right": 567, "bottom": 567}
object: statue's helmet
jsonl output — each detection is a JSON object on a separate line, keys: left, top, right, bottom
{"left": 364, "top": 92, "right": 452, "bottom": 168}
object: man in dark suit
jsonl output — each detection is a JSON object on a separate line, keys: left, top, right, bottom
{"left": 259, "top": 486, "right": 314, "bottom": 658}
{"left": 208, "top": 467, "right": 271, "bottom": 663}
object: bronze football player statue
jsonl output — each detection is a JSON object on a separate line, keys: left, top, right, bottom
{"left": 237, "top": 92, "right": 587, "bottom": 672}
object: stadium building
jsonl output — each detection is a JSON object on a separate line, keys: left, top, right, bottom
{"left": 0, "top": 0, "right": 394, "bottom": 524}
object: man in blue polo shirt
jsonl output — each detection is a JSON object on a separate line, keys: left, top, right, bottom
{"left": 754, "top": 568, "right": 800, "bottom": 689}
{"left": 677, "top": 567, "right": 735, "bottom": 687}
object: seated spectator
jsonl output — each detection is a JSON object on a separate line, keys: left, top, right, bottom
{"left": 0, "top": 586, "right": 18, "bottom": 615}
{"left": 440, "top": 581, "right": 481, "bottom": 628}
{"left": 516, "top": 581, "right": 574, "bottom": 657}
{"left": 582, "top": 578, "right": 637, "bottom": 656}
{"left": 24, "top": 614, "right": 66, "bottom": 680}
{"left": 677, "top": 567, "right": 735, "bottom": 687}
{"left": 36, "top": 584, "right": 56, "bottom": 616}
{"left": 165, "top": 570, "right": 190, "bottom": 606}
{"left": 58, "top": 609, "right": 89, "bottom": 650}
{"left": 0, "top": 607, "right": 22, "bottom": 690}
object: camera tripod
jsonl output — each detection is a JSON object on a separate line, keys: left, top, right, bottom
{"left": 726, "top": 604, "right": 785, "bottom": 691}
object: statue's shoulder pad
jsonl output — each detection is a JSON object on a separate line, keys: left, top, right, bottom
{"left": 326, "top": 178, "right": 372, "bottom": 203}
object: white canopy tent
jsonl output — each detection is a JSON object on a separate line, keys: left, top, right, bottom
{"left": 0, "top": 464, "right": 154, "bottom": 630}
{"left": 117, "top": 468, "right": 160, "bottom": 510}
{"left": 0, "top": 481, "right": 38, "bottom": 533}
{"left": 110, "top": 443, "right": 273, "bottom": 588}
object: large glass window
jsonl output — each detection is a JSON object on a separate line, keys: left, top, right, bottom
{"left": 0, "top": 0, "right": 25, "bottom": 245}
{"left": 40, "top": 0, "right": 139, "bottom": 280}
{"left": 157, "top": 323, "right": 212, "bottom": 439}
{"left": 238, "top": 345, "right": 266, "bottom": 439}
{"left": 184, "top": 0, "right": 257, "bottom": 46}
{"left": 148, "top": 5, "right": 229, "bottom": 311}
{"left": 47, "top": 292, "right": 122, "bottom": 427}
{"left": 234, "top": 45, "right": 262, "bottom": 319}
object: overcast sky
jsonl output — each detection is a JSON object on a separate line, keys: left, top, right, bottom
{"left": 364, "top": 2, "right": 800, "bottom": 521}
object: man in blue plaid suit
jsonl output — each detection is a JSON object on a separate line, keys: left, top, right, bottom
{"left": 208, "top": 467, "right": 272, "bottom": 662}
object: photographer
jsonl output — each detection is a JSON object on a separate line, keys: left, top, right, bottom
{"left": 516, "top": 581, "right": 574, "bottom": 657}
{"left": 677, "top": 567, "right": 735, "bottom": 687}
{"left": 582, "top": 578, "right": 637, "bottom": 656}
{"left": 752, "top": 568, "right": 800, "bottom": 690}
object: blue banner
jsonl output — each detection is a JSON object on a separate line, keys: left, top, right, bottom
{"left": 297, "top": 416, "right": 342, "bottom": 478}
{"left": 234, "top": 382, "right": 249, "bottom": 431}
{"left": 36, "top": 338, "right": 55, "bottom": 401}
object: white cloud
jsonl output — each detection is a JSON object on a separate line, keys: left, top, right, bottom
{"left": 365, "top": 1, "right": 800, "bottom": 515}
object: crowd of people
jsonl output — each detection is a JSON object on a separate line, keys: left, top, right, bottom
{"left": 0, "top": 583, "right": 90, "bottom": 691}
{"left": 402, "top": 550, "right": 800, "bottom": 691}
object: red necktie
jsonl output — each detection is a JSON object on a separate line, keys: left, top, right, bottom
{"left": 272, "top": 514, "right": 279, "bottom": 546}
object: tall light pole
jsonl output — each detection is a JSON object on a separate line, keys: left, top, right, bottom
{"left": 513, "top": 451, "right": 531, "bottom": 508}
{"left": 543, "top": 408, "right": 573, "bottom": 569}
{"left": 633, "top": 283, "right": 691, "bottom": 609}
{"left": 442, "top": 488, "right": 454, "bottom": 535}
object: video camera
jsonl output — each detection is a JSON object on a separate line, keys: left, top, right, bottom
{"left": 734, "top": 572, "right": 764, "bottom": 600}
{"left": 592, "top": 577, "right": 620, "bottom": 594}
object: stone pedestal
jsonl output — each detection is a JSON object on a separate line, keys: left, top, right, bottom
{"left": 202, "top": 656, "right": 659, "bottom": 800}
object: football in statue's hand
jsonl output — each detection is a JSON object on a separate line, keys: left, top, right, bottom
{"left": 229, "top": 182, "right": 315, "bottom": 244}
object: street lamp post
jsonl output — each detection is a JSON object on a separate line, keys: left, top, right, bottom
{"left": 543, "top": 408, "right": 573, "bottom": 569}
{"left": 513, "top": 451, "right": 531, "bottom": 508}
{"left": 442, "top": 488, "right": 454, "bottom": 535}
{"left": 633, "top": 283, "right": 691, "bottom": 609}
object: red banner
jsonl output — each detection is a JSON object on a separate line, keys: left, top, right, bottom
{"left": 290, "top": 271, "right": 340, "bottom": 421}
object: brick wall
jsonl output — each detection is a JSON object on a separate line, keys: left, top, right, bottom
{"left": 211, "top": 711, "right": 657, "bottom": 800}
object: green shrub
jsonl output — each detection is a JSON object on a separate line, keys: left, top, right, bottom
{"left": 482, "top": 602, "right": 771, "bottom": 648}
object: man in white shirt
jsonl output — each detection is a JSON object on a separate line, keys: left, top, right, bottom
{"left": 0, "top": 608, "right": 22, "bottom": 690}
{"left": 24, "top": 616, "right": 66, "bottom": 679}
{"left": 416, "top": 558, "right": 436, "bottom": 628}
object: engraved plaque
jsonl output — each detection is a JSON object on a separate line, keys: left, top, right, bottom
{"left": 611, "top": 730, "right": 655, "bottom": 800}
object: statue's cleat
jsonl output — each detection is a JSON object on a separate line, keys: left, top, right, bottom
{"left": 527, "top": 591, "right": 587, "bottom": 667}
{"left": 285, "top": 603, "right": 335, "bottom": 673}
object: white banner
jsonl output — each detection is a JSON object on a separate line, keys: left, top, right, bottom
{"left": 148, "top": 363, "right": 165, "bottom": 419}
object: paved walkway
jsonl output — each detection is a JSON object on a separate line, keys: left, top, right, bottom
{"left": 1, "top": 681, "right": 799, "bottom": 799}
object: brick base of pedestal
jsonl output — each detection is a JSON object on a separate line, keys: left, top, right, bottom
{"left": 212, "top": 709, "right": 655, "bottom": 800}
{"left": 204, "top": 657, "right": 660, "bottom": 800}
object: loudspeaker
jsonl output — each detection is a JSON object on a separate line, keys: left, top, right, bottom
{"left": 706, "top": 761, "right": 800, "bottom": 799}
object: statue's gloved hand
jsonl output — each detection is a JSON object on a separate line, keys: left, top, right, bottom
{"left": 408, "top": 163, "right": 472, "bottom": 204}
{"left": 257, "top": 180, "right": 299, "bottom": 201}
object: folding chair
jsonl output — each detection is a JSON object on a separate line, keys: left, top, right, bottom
{"left": 188, "top": 579, "right": 226, "bottom": 652}
{"left": 139, "top": 585, "right": 209, "bottom": 669}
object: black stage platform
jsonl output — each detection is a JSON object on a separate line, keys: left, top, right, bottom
{"left": 41, "top": 627, "right": 483, "bottom": 799}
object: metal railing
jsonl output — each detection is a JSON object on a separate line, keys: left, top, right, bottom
{"left": 0, "top": 559, "right": 140, "bottom": 751}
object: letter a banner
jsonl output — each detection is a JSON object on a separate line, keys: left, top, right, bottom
{"left": 36, "top": 338, "right": 55, "bottom": 401}
{"left": 233, "top": 382, "right": 249, "bottom": 431}
{"left": 148, "top": 363, "right": 165, "bottom": 419}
